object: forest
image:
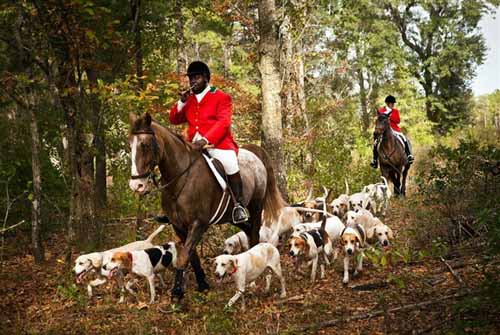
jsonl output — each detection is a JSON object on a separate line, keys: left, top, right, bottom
{"left": 0, "top": 0, "right": 499, "bottom": 334}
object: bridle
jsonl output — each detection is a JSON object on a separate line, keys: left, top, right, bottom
{"left": 130, "top": 128, "right": 202, "bottom": 195}
{"left": 130, "top": 129, "right": 160, "bottom": 187}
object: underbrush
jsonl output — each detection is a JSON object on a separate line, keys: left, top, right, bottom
{"left": 414, "top": 138, "right": 500, "bottom": 332}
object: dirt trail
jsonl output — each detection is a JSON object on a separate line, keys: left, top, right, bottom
{"left": 0, "top": 198, "right": 489, "bottom": 334}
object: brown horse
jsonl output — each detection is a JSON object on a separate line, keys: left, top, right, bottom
{"left": 128, "top": 113, "right": 285, "bottom": 300}
{"left": 374, "top": 112, "right": 410, "bottom": 196}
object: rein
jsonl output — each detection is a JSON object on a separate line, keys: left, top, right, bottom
{"left": 131, "top": 128, "right": 202, "bottom": 196}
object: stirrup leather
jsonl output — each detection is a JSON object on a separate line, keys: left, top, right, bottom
{"left": 232, "top": 204, "right": 250, "bottom": 224}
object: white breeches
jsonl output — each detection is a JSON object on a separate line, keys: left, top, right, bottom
{"left": 193, "top": 132, "right": 239, "bottom": 175}
{"left": 207, "top": 148, "right": 239, "bottom": 175}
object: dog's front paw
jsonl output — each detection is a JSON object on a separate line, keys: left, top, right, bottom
{"left": 279, "top": 291, "right": 287, "bottom": 299}
{"left": 342, "top": 277, "right": 349, "bottom": 285}
{"left": 353, "top": 270, "right": 360, "bottom": 278}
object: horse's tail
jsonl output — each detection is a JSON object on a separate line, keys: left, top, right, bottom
{"left": 242, "top": 144, "right": 286, "bottom": 223}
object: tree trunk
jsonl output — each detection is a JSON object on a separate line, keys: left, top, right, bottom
{"left": 258, "top": 0, "right": 287, "bottom": 198}
{"left": 223, "top": 38, "right": 232, "bottom": 79}
{"left": 175, "top": 0, "right": 187, "bottom": 75}
{"left": 13, "top": 8, "right": 44, "bottom": 262}
{"left": 28, "top": 85, "right": 44, "bottom": 264}
{"left": 358, "top": 68, "right": 370, "bottom": 134}
{"left": 86, "top": 69, "right": 107, "bottom": 210}
{"left": 132, "top": 0, "right": 144, "bottom": 89}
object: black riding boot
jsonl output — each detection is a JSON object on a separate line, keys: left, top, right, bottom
{"left": 370, "top": 142, "right": 379, "bottom": 168}
{"left": 404, "top": 140, "right": 414, "bottom": 164}
{"left": 228, "top": 172, "right": 250, "bottom": 223}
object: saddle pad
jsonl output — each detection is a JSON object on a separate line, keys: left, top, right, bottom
{"left": 202, "top": 153, "right": 227, "bottom": 190}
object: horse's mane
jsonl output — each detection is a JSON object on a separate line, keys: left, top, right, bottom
{"left": 130, "top": 116, "right": 188, "bottom": 144}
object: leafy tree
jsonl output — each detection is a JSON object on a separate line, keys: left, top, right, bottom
{"left": 380, "top": 0, "right": 499, "bottom": 132}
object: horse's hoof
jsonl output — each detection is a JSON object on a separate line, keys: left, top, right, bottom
{"left": 196, "top": 280, "right": 210, "bottom": 292}
{"left": 171, "top": 286, "right": 184, "bottom": 300}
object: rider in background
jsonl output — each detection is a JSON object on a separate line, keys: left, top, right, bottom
{"left": 371, "top": 95, "right": 414, "bottom": 168}
{"left": 169, "top": 61, "right": 249, "bottom": 224}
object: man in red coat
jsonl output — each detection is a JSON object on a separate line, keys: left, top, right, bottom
{"left": 169, "top": 61, "right": 249, "bottom": 223}
{"left": 371, "top": 95, "right": 414, "bottom": 168}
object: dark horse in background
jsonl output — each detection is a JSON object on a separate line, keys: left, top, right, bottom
{"left": 128, "top": 113, "right": 285, "bottom": 301}
{"left": 374, "top": 112, "right": 411, "bottom": 196}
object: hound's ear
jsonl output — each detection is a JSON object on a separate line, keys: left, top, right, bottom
{"left": 144, "top": 112, "right": 152, "bottom": 126}
{"left": 387, "top": 227, "right": 394, "bottom": 239}
{"left": 129, "top": 112, "right": 138, "bottom": 125}
{"left": 230, "top": 258, "right": 238, "bottom": 269}
{"left": 366, "top": 227, "right": 375, "bottom": 239}
{"left": 90, "top": 254, "right": 103, "bottom": 268}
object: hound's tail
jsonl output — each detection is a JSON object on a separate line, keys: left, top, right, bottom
{"left": 146, "top": 225, "right": 165, "bottom": 243}
{"left": 381, "top": 176, "right": 389, "bottom": 188}
{"left": 344, "top": 178, "right": 350, "bottom": 195}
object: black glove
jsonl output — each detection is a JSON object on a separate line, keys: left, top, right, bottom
{"left": 192, "top": 139, "right": 208, "bottom": 151}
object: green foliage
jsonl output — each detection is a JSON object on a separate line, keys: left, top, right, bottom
{"left": 57, "top": 283, "right": 88, "bottom": 307}
{"left": 204, "top": 308, "right": 236, "bottom": 335}
{"left": 452, "top": 272, "right": 500, "bottom": 334}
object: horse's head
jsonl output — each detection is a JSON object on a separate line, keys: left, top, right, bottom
{"left": 128, "top": 112, "right": 161, "bottom": 195}
{"left": 374, "top": 111, "right": 391, "bottom": 137}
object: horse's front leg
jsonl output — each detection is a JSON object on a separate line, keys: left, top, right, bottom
{"left": 391, "top": 171, "right": 402, "bottom": 196}
{"left": 172, "top": 219, "right": 208, "bottom": 300}
{"left": 190, "top": 249, "right": 209, "bottom": 292}
{"left": 401, "top": 165, "right": 409, "bottom": 197}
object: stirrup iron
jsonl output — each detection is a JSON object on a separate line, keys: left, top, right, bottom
{"left": 232, "top": 205, "right": 250, "bottom": 224}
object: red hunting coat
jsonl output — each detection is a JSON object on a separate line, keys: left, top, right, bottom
{"left": 377, "top": 107, "right": 401, "bottom": 132}
{"left": 169, "top": 87, "right": 238, "bottom": 153}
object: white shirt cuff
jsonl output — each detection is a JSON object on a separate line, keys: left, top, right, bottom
{"left": 177, "top": 100, "right": 186, "bottom": 111}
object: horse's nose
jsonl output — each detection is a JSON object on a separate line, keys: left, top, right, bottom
{"left": 129, "top": 179, "right": 146, "bottom": 193}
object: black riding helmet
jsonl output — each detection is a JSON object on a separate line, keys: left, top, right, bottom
{"left": 385, "top": 95, "right": 396, "bottom": 104}
{"left": 187, "top": 61, "right": 210, "bottom": 81}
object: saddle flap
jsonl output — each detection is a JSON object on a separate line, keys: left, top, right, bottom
{"left": 202, "top": 153, "right": 227, "bottom": 190}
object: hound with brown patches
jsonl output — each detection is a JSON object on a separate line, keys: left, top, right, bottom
{"left": 223, "top": 226, "right": 279, "bottom": 255}
{"left": 73, "top": 225, "right": 165, "bottom": 301}
{"left": 104, "top": 242, "right": 178, "bottom": 304}
{"left": 288, "top": 217, "right": 333, "bottom": 282}
{"left": 349, "top": 191, "right": 371, "bottom": 213}
{"left": 263, "top": 206, "right": 302, "bottom": 237}
{"left": 329, "top": 179, "right": 350, "bottom": 221}
{"left": 340, "top": 224, "right": 366, "bottom": 284}
{"left": 293, "top": 187, "right": 330, "bottom": 223}
{"left": 214, "top": 243, "right": 286, "bottom": 309}
{"left": 346, "top": 210, "right": 393, "bottom": 247}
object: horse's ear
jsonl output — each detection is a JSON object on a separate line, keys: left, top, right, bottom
{"left": 129, "top": 112, "right": 138, "bottom": 125}
{"left": 144, "top": 112, "right": 152, "bottom": 126}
